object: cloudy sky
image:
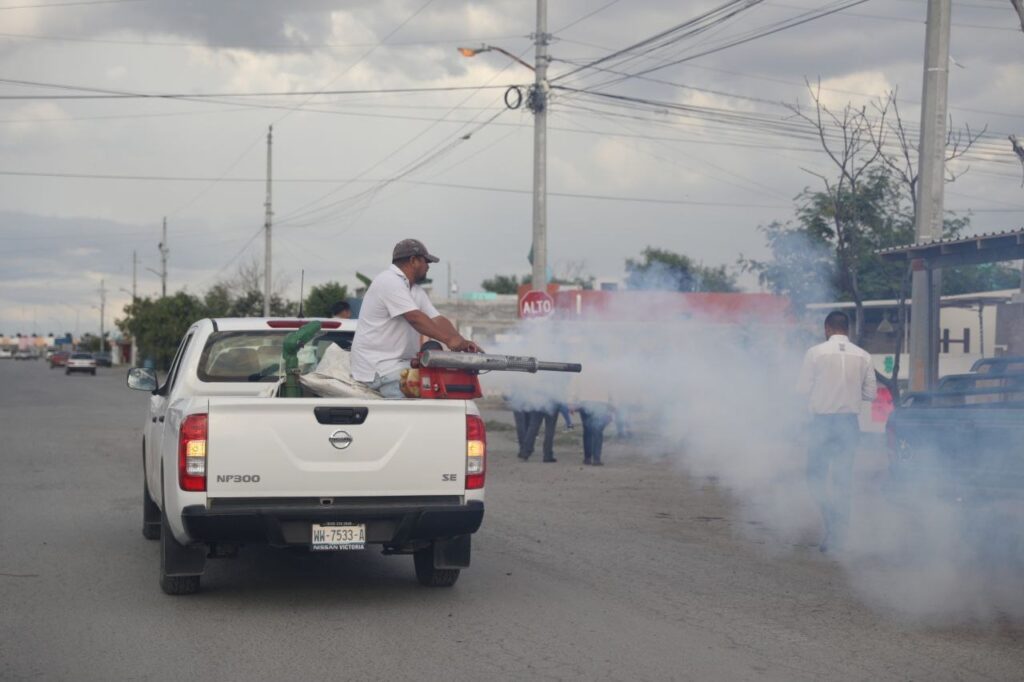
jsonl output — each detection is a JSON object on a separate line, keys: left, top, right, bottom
{"left": 1, "top": 0, "right": 1022, "bottom": 336}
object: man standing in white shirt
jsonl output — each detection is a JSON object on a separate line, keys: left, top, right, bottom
{"left": 350, "top": 239, "right": 480, "bottom": 398}
{"left": 797, "top": 310, "right": 877, "bottom": 553}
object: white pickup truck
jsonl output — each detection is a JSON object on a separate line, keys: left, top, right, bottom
{"left": 127, "top": 317, "right": 486, "bottom": 595}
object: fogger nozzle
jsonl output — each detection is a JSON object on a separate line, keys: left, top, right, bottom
{"left": 419, "top": 351, "right": 582, "bottom": 374}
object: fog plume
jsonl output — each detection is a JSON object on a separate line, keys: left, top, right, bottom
{"left": 483, "top": 294, "right": 1024, "bottom": 623}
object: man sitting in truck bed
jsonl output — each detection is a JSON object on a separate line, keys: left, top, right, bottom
{"left": 350, "top": 238, "right": 481, "bottom": 398}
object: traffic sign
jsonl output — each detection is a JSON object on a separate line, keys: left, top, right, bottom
{"left": 519, "top": 290, "right": 555, "bottom": 319}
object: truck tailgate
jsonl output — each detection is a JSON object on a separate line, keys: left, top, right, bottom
{"left": 205, "top": 398, "right": 468, "bottom": 498}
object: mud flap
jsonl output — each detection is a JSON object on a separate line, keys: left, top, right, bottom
{"left": 161, "top": 510, "right": 207, "bottom": 576}
{"left": 160, "top": 476, "right": 206, "bottom": 577}
{"left": 433, "top": 534, "right": 471, "bottom": 569}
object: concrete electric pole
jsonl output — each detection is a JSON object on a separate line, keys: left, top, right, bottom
{"left": 158, "top": 217, "right": 169, "bottom": 297}
{"left": 98, "top": 278, "right": 107, "bottom": 351}
{"left": 263, "top": 125, "right": 274, "bottom": 318}
{"left": 909, "top": 0, "right": 952, "bottom": 391}
{"left": 530, "top": 0, "right": 550, "bottom": 292}
{"left": 131, "top": 250, "right": 138, "bottom": 366}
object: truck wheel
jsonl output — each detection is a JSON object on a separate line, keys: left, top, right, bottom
{"left": 65, "top": 369, "right": 70, "bottom": 375}
{"left": 142, "top": 476, "right": 161, "bottom": 540}
{"left": 413, "top": 547, "right": 460, "bottom": 587}
{"left": 91, "top": 369, "right": 96, "bottom": 376}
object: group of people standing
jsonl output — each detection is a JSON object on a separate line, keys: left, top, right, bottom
{"left": 510, "top": 366, "right": 619, "bottom": 466}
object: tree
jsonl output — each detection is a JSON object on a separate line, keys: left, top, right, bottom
{"left": 943, "top": 263, "right": 1021, "bottom": 295}
{"left": 304, "top": 281, "right": 349, "bottom": 317}
{"left": 481, "top": 275, "right": 523, "bottom": 295}
{"left": 626, "top": 247, "right": 738, "bottom": 292}
{"left": 116, "top": 292, "right": 207, "bottom": 369}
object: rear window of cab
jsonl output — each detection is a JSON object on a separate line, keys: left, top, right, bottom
{"left": 197, "top": 330, "right": 354, "bottom": 383}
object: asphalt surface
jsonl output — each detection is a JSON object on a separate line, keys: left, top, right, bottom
{"left": 0, "top": 359, "right": 1021, "bottom": 681}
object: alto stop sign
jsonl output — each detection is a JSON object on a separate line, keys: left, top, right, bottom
{"left": 519, "top": 290, "right": 555, "bottom": 319}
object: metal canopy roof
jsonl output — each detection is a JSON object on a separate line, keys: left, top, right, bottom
{"left": 877, "top": 228, "right": 1024, "bottom": 268}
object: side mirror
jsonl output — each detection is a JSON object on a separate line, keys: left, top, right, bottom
{"left": 127, "top": 367, "right": 158, "bottom": 392}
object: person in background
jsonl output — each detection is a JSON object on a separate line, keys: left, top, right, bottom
{"left": 570, "top": 368, "right": 615, "bottom": 466}
{"left": 350, "top": 239, "right": 481, "bottom": 398}
{"left": 330, "top": 300, "right": 352, "bottom": 319}
{"left": 517, "top": 398, "right": 558, "bottom": 463}
{"left": 797, "top": 310, "right": 876, "bottom": 553}
{"left": 557, "top": 402, "right": 574, "bottom": 431}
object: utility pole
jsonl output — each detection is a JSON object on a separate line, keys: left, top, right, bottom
{"left": 158, "top": 217, "right": 169, "bottom": 297}
{"left": 909, "top": 0, "right": 951, "bottom": 391}
{"left": 263, "top": 125, "right": 274, "bottom": 318}
{"left": 98, "top": 278, "right": 107, "bottom": 352}
{"left": 131, "top": 250, "right": 138, "bottom": 367}
{"left": 530, "top": 0, "right": 549, "bottom": 291}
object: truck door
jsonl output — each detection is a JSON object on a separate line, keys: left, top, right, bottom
{"left": 146, "top": 332, "right": 193, "bottom": 496}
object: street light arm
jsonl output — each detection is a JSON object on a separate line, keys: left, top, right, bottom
{"left": 457, "top": 44, "right": 534, "bottom": 72}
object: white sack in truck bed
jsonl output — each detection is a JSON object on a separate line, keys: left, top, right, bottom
{"left": 300, "top": 344, "right": 381, "bottom": 399}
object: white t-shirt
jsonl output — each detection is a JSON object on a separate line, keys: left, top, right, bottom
{"left": 796, "top": 334, "right": 877, "bottom": 415}
{"left": 350, "top": 264, "right": 440, "bottom": 381}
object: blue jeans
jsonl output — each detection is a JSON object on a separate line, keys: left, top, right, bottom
{"left": 557, "top": 403, "right": 573, "bottom": 428}
{"left": 364, "top": 366, "right": 408, "bottom": 400}
{"left": 807, "top": 414, "right": 859, "bottom": 547}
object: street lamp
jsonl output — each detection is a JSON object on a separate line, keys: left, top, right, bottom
{"left": 458, "top": 3, "right": 550, "bottom": 292}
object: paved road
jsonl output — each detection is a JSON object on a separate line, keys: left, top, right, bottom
{"left": 0, "top": 359, "right": 1021, "bottom": 681}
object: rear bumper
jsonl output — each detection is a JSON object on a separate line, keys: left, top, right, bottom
{"left": 180, "top": 498, "right": 484, "bottom": 548}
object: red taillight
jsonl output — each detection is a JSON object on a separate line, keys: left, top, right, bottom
{"left": 466, "top": 415, "right": 486, "bottom": 490}
{"left": 178, "top": 414, "right": 208, "bottom": 492}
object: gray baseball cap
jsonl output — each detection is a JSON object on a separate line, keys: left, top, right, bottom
{"left": 392, "top": 238, "right": 439, "bottom": 263}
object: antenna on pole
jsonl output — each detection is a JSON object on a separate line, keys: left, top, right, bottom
{"left": 263, "top": 125, "right": 274, "bottom": 318}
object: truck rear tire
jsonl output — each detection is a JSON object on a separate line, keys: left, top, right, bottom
{"left": 413, "top": 547, "right": 460, "bottom": 587}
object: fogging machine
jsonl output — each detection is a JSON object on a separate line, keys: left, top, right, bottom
{"left": 400, "top": 350, "right": 582, "bottom": 399}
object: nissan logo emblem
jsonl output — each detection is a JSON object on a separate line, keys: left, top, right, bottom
{"left": 329, "top": 430, "right": 353, "bottom": 450}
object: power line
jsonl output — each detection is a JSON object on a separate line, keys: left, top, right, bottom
{"left": 0, "top": 77, "right": 516, "bottom": 100}
{"left": 0, "top": 0, "right": 146, "bottom": 9}
{"left": 552, "top": 0, "right": 764, "bottom": 84}
{"left": 562, "top": 0, "right": 870, "bottom": 91}
{"left": 0, "top": 30, "right": 525, "bottom": 49}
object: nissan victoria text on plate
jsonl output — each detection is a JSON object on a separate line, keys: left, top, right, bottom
{"left": 126, "top": 317, "right": 485, "bottom": 595}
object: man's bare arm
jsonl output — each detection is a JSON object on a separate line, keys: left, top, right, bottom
{"left": 403, "top": 310, "right": 481, "bottom": 352}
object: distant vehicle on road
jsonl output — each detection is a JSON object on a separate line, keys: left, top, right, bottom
{"left": 49, "top": 351, "right": 70, "bottom": 369}
{"left": 14, "top": 350, "right": 34, "bottom": 361}
{"left": 0, "top": 348, "right": 12, "bottom": 359}
{"left": 65, "top": 353, "right": 97, "bottom": 376}
{"left": 127, "top": 317, "right": 485, "bottom": 595}
{"left": 93, "top": 352, "right": 113, "bottom": 367}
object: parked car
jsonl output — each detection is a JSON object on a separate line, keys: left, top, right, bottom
{"left": 93, "top": 352, "right": 113, "bottom": 367}
{"left": 49, "top": 351, "right": 70, "bottom": 369}
{"left": 14, "top": 349, "right": 34, "bottom": 361}
{"left": 0, "top": 348, "right": 12, "bottom": 359}
{"left": 65, "top": 353, "right": 97, "bottom": 376}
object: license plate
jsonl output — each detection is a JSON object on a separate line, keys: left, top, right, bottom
{"left": 310, "top": 522, "right": 366, "bottom": 551}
